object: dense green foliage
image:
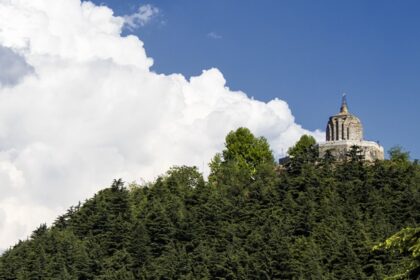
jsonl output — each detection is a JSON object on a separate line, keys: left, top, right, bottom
{"left": 287, "top": 134, "right": 317, "bottom": 159}
{"left": 374, "top": 227, "right": 420, "bottom": 279}
{"left": 0, "top": 130, "right": 419, "bottom": 279}
{"left": 209, "top": 127, "right": 274, "bottom": 182}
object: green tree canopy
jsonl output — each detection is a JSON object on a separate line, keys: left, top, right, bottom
{"left": 389, "top": 146, "right": 410, "bottom": 163}
{"left": 222, "top": 127, "right": 274, "bottom": 166}
{"left": 287, "top": 134, "right": 317, "bottom": 158}
{"left": 374, "top": 227, "right": 420, "bottom": 279}
{"left": 1, "top": 129, "right": 418, "bottom": 280}
{"left": 209, "top": 127, "right": 274, "bottom": 180}
{"left": 286, "top": 135, "right": 318, "bottom": 174}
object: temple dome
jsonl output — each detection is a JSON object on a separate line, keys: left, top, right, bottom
{"left": 318, "top": 94, "right": 384, "bottom": 161}
{"left": 325, "top": 95, "right": 363, "bottom": 141}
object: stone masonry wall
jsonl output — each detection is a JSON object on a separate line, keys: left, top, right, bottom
{"left": 318, "top": 140, "right": 384, "bottom": 161}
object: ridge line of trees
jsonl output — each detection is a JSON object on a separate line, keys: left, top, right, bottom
{"left": 1, "top": 128, "right": 418, "bottom": 279}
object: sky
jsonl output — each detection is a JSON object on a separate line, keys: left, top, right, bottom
{"left": 98, "top": 0, "right": 420, "bottom": 157}
{"left": 0, "top": 0, "right": 419, "bottom": 250}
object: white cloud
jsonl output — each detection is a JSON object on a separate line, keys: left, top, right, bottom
{"left": 0, "top": 0, "right": 323, "bottom": 251}
{"left": 124, "top": 4, "right": 159, "bottom": 30}
{"left": 207, "top": 32, "right": 222, "bottom": 39}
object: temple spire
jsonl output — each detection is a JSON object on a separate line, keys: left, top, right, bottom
{"left": 340, "top": 93, "right": 349, "bottom": 114}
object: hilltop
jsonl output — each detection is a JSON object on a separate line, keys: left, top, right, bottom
{"left": 0, "top": 128, "right": 419, "bottom": 279}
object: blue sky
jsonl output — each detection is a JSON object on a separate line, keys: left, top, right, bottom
{"left": 95, "top": 0, "right": 420, "bottom": 159}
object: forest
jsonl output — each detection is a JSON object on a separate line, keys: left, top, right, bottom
{"left": 0, "top": 128, "right": 419, "bottom": 279}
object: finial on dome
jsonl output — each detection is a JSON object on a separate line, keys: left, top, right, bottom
{"left": 340, "top": 93, "right": 349, "bottom": 114}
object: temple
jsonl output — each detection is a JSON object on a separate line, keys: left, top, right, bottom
{"left": 318, "top": 95, "right": 384, "bottom": 161}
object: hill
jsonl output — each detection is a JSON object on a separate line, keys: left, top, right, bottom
{"left": 0, "top": 128, "right": 419, "bottom": 279}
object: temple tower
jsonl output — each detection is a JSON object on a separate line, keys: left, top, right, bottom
{"left": 326, "top": 95, "right": 363, "bottom": 142}
{"left": 318, "top": 95, "right": 384, "bottom": 161}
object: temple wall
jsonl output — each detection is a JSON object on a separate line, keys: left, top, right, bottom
{"left": 318, "top": 140, "right": 384, "bottom": 161}
{"left": 327, "top": 115, "right": 363, "bottom": 142}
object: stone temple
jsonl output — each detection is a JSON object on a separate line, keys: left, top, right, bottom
{"left": 318, "top": 95, "right": 384, "bottom": 161}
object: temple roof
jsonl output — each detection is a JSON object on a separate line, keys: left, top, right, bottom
{"left": 339, "top": 93, "right": 349, "bottom": 115}
{"left": 326, "top": 94, "right": 363, "bottom": 142}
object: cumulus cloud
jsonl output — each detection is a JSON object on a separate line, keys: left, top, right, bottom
{"left": 0, "top": 0, "right": 323, "bottom": 250}
{"left": 124, "top": 4, "right": 159, "bottom": 30}
{"left": 0, "top": 46, "right": 33, "bottom": 87}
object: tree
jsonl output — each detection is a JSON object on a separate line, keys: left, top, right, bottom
{"left": 389, "top": 146, "right": 410, "bottom": 163}
{"left": 98, "top": 249, "right": 135, "bottom": 279}
{"left": 287, "top": 135, "right": 317, "bottom": 159}
{"left": 209, "top": 127, "right": 274, "bottom": 181}
{"left": 1, "top": 129, "right": 419, "bottom": 280}
{"left": 346, "top": 145, "right": 365, "bottom": 162}
{"left": 286, "top": 135, "right": 318, "bottom": 174}
{"left": 374, "top": 227, "right": 420, "bottom": 279}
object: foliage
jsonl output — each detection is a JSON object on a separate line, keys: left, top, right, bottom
{"left": 287, "top": 134, "right": 317, "bottom": 158}
{"left": 374, "top": 227, "right": 420, "bottom": 279}
{"left": 0, "top": 130, "right": 419, "bottom": 279}
{"left": 389, "top": 146, "right": 411, "bottom": 163}
{"left": 286, "top": 134, "right": 319, "bottom": 174}
{"left": 209, "top": 127, "right": 274, "bottom": 182}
